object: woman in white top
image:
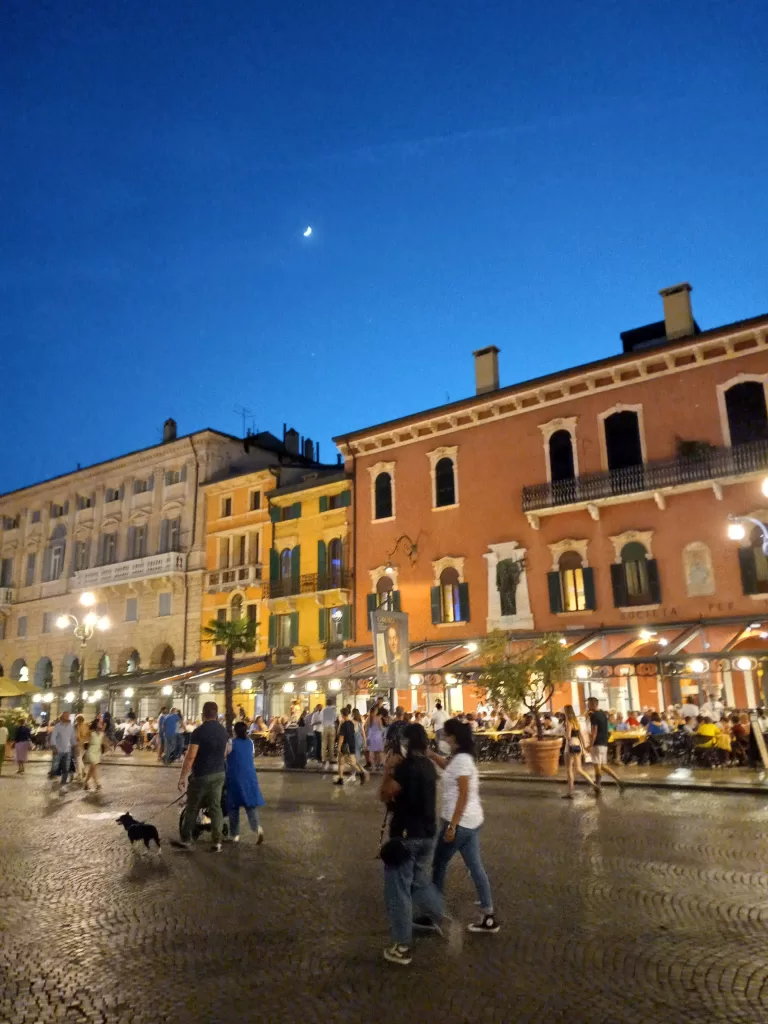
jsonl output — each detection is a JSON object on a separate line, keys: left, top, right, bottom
{"left": 428, "top": 718, "right": 499, "bottom": 934}
{"left": 84, "top": 718, "right": 105, "bottom": 792}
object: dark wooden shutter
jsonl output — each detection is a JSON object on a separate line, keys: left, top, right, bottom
{"left": 291, "top": 545, "right": 301, "bottom": 591}
{"left": 610, "top": 564, "right": 629, "bottom": 608}
{"left": 341, "top": 605, "right": 351, "bottom": 640}
{"left": 547, "top": 572, "right": 563, "bottom": 613}
{"left": 430, "top": 585, "right": 442, "bottom": 624}
{"left": 268, "top": 614, "right": 277, "bottom": 648}
{"left": 127, "top": 526, "right": 136, "bottom": 560}
{"left": 159, "top": 519, "right": 169, "bottom": 553}
{"left": 392, "top": 590, "right": 401, "bottom": 612}
{"left": 366, "top": 593, "right": 376, "bottom": 630}
{"left": 457, "top": 582, "right": 470, "bottom": 622}
{"left": 319, "top": 496, "right": 328, "bottom": 513}
{"left": 738, "top": 548, "right": 758, "bottom": 595}
{"left": 269, "top": 548, "right": 279, "bottom": 582}
{"left": 269, "top": 505, "right": 280, "bottom": 523}
{"left": 582, "top": 567, "right": 596, "bottom": 611}
{"left": 646, "top": 559, "right": 661, "bottom": 604}
{"left": 340, "top": 490, "right": 351, "bottom": 507}
{"left": 290, "top": 611, "right": 299, "bottom": 646}
{"left": 292, "top": 502, "right": 302, "bottom": 519}
{"left": 317, "top": 540, "right": 327, "bottom": 588}
{"left": 318, "top": 608, "right": 327, "bottom": 642}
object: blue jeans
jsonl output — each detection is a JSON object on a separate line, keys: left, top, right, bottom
{"left": 164, "top": 734, "right": 181, "bottom": 763}
{"left": 50, "top": 751, "right": 71, "bottom": 783}
{"left": 432, "top": 820, "right": 493, "bottom": 912}
{"left": 383, "top": 836, "right": 444, "bottom": 946}
{"left": 229, "top": 805, "right": 260, "bottom": 837}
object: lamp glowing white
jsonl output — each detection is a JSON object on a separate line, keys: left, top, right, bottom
{"left": 727, "top": 522, "right": 746, "bottom": 541}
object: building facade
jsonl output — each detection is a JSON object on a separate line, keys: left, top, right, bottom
{"left": 335, "top": 284, "right": 768, "bottom": 714}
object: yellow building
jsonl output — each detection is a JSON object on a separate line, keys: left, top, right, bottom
{"left": 266, "top": 469, "right": 353, "bottom": 712}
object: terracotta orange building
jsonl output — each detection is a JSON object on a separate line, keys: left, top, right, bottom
{"left": 334, "top": 283, "right": 768, "bottom": 715}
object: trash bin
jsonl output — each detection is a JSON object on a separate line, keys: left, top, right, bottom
{"left": 283, "top": 726, "right": 307, "bottom": 769}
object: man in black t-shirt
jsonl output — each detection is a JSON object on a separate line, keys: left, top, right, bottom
{"left": 177, "top": 701, "right": 229, "bottom": 851}
{"left": 586, "top": 697, "right": 623, "bottom": 793}
{"left": 334, "top": 708, "right": 368, "bottom": 786}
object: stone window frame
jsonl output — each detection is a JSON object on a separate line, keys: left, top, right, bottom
{"left": 426, "top": 445, "right": 459, "bottom": 511}
{"left": 597, "top": 403, "right": 648, "bottom": 472}
{"left": 608, "top": 530, "right": 654, "bottom": 563}
{"left": 430, "top": 555, "right": 465, "bottom": 586}
{"left": 546, "top": 538, "right": 590, "bottom": 573}
{"left": 369, "top": 564, "right": 399, "bottom": 592}
{"left": 368, "top": 461, "right": 396, "bottom": 523}
{"left": 716, "top": 372, "right": 768, "bottom": 447}
{"left": 538, "top": 417, "right": 579, "bottom": 482}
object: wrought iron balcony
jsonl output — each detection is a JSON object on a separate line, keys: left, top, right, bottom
{"left": 206, "top": 564, "right": 263, "bottom": 591}
{"left": 72, "top": 551, "right": 186, "bottom": 589}
{"left": 522, "top": 439, "right": 768, "bottom": 513}
{"left": 264, "top": 571, "right": 352, "bottom": 599}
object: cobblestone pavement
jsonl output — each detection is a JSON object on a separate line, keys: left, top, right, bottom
{"left": 2, "top": 765, "right": 768, "bottom": 1024}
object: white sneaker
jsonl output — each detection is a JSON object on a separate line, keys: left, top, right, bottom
{"left": 256, "top": 827, "right": 264, "bottom": 845}
{"left": 232, "top": 835, "right": 240, "bottom": 844}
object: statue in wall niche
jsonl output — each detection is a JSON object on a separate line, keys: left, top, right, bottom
{"left": 496, "top": 558, "right": 525, "bottom": 616}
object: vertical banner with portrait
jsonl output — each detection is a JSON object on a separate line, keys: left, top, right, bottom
{"left": 371, "top": 610, "right": 410, "bottom": 693}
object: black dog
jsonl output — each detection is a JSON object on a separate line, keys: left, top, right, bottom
{"left": 116, "top": 812, "right": 162, "bottom": 854}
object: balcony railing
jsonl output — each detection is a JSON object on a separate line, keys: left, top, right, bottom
{"left": 0, "top": 586, "right": 15, "bottom": 607}
{"left": 264, "top": 570, "right": 353, "bottom": 599}
{"left": 72, "top": 551, "right": 186, "bottom": 589}
{"left": 522, "top": 439, "right": 768, "bottom": 513}
{"left": 207, "top": 564, "right": 263, "bottom": 591}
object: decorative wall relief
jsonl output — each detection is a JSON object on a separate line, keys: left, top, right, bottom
{"left": 484, "top": 541, "right": 534, "bottom": 630}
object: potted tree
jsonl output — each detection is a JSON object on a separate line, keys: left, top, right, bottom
{"left": 480, "top": 631, "right": 570, "bottom": 777}
{"left": 201, "top": 617, "right": 257, "bottom": 736}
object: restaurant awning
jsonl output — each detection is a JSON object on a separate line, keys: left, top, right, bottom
{"left": 0, "top": 678, "right": 36, "bottom": 698}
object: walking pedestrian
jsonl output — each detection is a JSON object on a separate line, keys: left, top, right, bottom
{"left": 379, "top": 722, "right": 445, "bottom": 966}
{"left": 561, "top": 704, "right": 598, "bottom": 798}
{"left": 177, "top": 701, "right": 229, "bottom": 853}
{"left": 586, "top": 697, "right": 623, "bottom": 792}
{"left": 102, "top": 710, "right": 116, "bottom": 752}
{"left": 385, "top": 707, "right": 407, "bottom": 762}
{"left": 84, "top": 718, "right": 105, "bottom": 791}
{"left": 334, "top": 708, "right": 368, "bottom": 786}
{"left": 14, "top": 719, "right": 31, "bottom": 774}
{"left": 74, "top": 714, "right": 90, "bottom": 782}
{"left": 431, "top": 701, "right": 448, "bottom": 749}
{"left": 49, "top": 711, "right": 76, "bottom": 794}
{"left": 320, "top": 699, "right": 338, "bottom": 771}
{"left": 157, "top": 706, "right": 168, "bottom": 761}
{"left": 352, "top": 708, "right": 366, "bottom": 768}
{"left": 309, "top": 704, "right": 323, "bottom": 760}
{"left": 0, "top": 720, "right": 7, "bottom": 774}
{"left": 163, "top": 707, "right": 182, "bottom": 764}
{"left": 366, "top": 705, "right": 385, "bottom": 771}
{"left": 225, "top": 721, "right": 265, "bottom": 844}
{"left": 429, "top": 719, "right": 500, "bottom": 934}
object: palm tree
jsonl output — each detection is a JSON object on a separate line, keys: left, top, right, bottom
{"left": 201, "top": 618, "right": 258, "bottom": 735}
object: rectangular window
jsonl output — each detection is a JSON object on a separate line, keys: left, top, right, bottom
{"left": 237, "top": 535, "right": 247, "bottom": 566}
{"left": 105, "top": 487, "right": 121, "bottom": 503}
{"left": 281, "top": 503, "right": 301, "bottom": 521}
{"left": 25, "top": 553, "right": 36, "bottom": 586}
{"left": 42, "top": 611, "right": 53, "bottom": 634}
{"left": 278, "top": 614, "right": 293, "bottom": 647}
{"left": 250, "top": 490, "right": 261, "bottom": 511}
{"left": 31, "top": 510, "right": 41, "bottom": 524}
{"left": 0, "top": 617, "right": 5, "bottom": 640}
{"left": 76, "top": 495, "right": 93, "bottom": 510}
{"left": 50, "top": 503, "right": 65, "bottom": 519}
{"left": 221, "top": 497, "right": 232, "bottom": 517}
{"left": 164, "top": 466, "right": 186, "bottom": 486}
{"left": 159, "top": 518, "right": 181, "bottom": 553}
{"left": 101, "top": 533, "right": 117, "bottom": 565}
{"left": 126, "top": 597, "right": 138, "bottom": 621}
{"left": 562, "top": 567, "right": 586, "bottom": 612}
{"left": 2, "top": 515, "right": 19, "bottom": 530}
{"left": 215, "top": 606, "right": 227, "bottom": 654}
{"left": 128, "top": 525, "right": 147, "bottom": 560}
{"left": 0, "top": 557, "right": 13, "bottom": 586}
{"left": 17, "top": 615, "right": 27, "bottom": 638}
{"left": 50, "top": 545, "right": 64, "bottom": 580}
{"left": 158, "top": 592, "right": 171, "bottom": 617}
{"left": 250, "top": 532, "right": 260, "bottom": 565}
{"left": 73, "top": 541, "right": 89, "bottom": 572}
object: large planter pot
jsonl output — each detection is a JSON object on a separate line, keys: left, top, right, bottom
{"left": 520, "top": 737, "right": 562, "bottom": 777}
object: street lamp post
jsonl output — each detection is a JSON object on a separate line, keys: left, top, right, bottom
{"left": 56, "top": 592, "right": 110, "bottom": 713}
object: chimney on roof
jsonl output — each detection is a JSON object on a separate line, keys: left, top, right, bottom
{"left": 163, "top": 418, "right": 177, "bottom": 443}
{"left": 472, "top": 346, "right": 500, "bottom": 396}
{"left": 303, "top": 438, "right": 314, "bottom": 461}
{"left": 659, "top": 283, "right": 694, "bottom": 340}
{"left": 284, "top": 427, "right": 300, "bottom": 455}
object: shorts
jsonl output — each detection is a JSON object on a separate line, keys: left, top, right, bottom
{"left": 592, "top": 745, "right": 608, "bottom": 766}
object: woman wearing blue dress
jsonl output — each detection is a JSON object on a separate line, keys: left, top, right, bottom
{"left": 226, "top": 721, "right": 266, "bottom": 843}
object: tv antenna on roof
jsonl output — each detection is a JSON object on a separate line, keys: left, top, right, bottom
{"left": 233, "top": 405, "right": 254, "bottom": 437}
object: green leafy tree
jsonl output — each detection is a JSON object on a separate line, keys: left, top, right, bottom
{"left": 201, "top": 618, "right": 257, "bottom": 735}
{"left": 479, "top": 631, "right": 571, "bottom": 740}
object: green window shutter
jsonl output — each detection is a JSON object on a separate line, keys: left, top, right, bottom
{"left": 738, "top": 549, "right": 758, "bottom": 596}
{"left": 393, "top": 590, "right": 402, "bottom": 612}
{"left": 268, "top": 614, "right": 277, "bottom": 648}
{"left": 269, "top": 505, "right": 280, "bottom": 523}
{"left": 319, "top": 496, "right": 328, "bottom": 513}
{"left": 341, "top": 604, "right": 351, "bottom": 640}
{"left": 582, "top": 567, "right": 596, "bottom": 611}
{"left": 292, "top": 502, "right": 302, "bottom": 519}
{"left": 547, "top": 572, "right": 563, "bottom": 614}
{"left": 457, "top": 582, "right": 470, "bottom": 622}
{"left": 647, "top": 559, "right": 661, "bottom": 604}
{"left": 269, "top": 548, "right": 279, "bottom": 582}
{"left": 290, "top": 611, "right": 299, "bottom": 646}
{"left": 291, "top": 544, "right": 301, "bottom": 589}
{"left": 610, "top": 564, "right": 629, "bottom": 608}
{"left": 317, "top": 540, "right": 327, "bottom": 587}
{"left": 318, "top": 607, "right": 327, "bottom": 643}
{"left": 430, "top": 585, "right": 442, "bottom": 624}
{"left": 340, "top": 490, "right": 351, "bottom": 507}
{"left": 366, "top": 593, "right": 376, "bottom": 630}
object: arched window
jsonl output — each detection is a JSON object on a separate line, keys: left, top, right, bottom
{"left": 725, "top": 381, "right": 768, "bottom": 446}
{"left": 230, "top": 595, "right": 243, "bottom": 621}
{"left": 34, "top": 657, "right": 53, "bottom": 688}
{"left": 374, "top": 473, "right": 393, "bottom": 520}
{"left": 126, "top": 650, "right": 140, "bottom": 674}
{"left": 610, "top": 541, "right": 660, "bottom": 607}
{"left": 98, "top": 654, "right": 111, "bottom": 677}
{"left": 328, "top": 538, "right": 343, "bottom": 587}
{"left": 738, "top": 525, "right": 768, "bottom": 596}
{"left": 549, "top": 430, "right": 575, "bottom": 482}
{"left": 376, "top": 574, "right": 394, "bottom": 611}
{"left": 435, "top": 458, "right": 456, "bottom": 507}
{"left": 280, "top": 548, "right": 292, "bottom": 581}
{"left": 558, "top": 551, "right": 585, "bottom": 612}
{"left": 439, "top": 566, "right": 461, "bottom": 623}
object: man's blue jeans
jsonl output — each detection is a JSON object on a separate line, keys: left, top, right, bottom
{"left": 51, "top": 752, "right": 71, "bottom": 785}
{"left": 432, "top": 820, "right": 493, "bottom": 912}
{"left": 383, "top": 836, "right": 444, "bottom": 946}
{"left": 164, "top": 734, "right": 180, "bottom": 763}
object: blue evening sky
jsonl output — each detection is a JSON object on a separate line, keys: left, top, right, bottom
{"left": 2, "top": 1, "right": 767, "bottom": 492}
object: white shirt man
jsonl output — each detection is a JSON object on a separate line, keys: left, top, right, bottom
{"left": 431, "top": 705, "right": 448, "bottom": 732}
{"left": 680, "top": 699, "right": 699, "bottom": 722}
{"left": 700, "top": 698, "right": 724, "bottom": 722}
